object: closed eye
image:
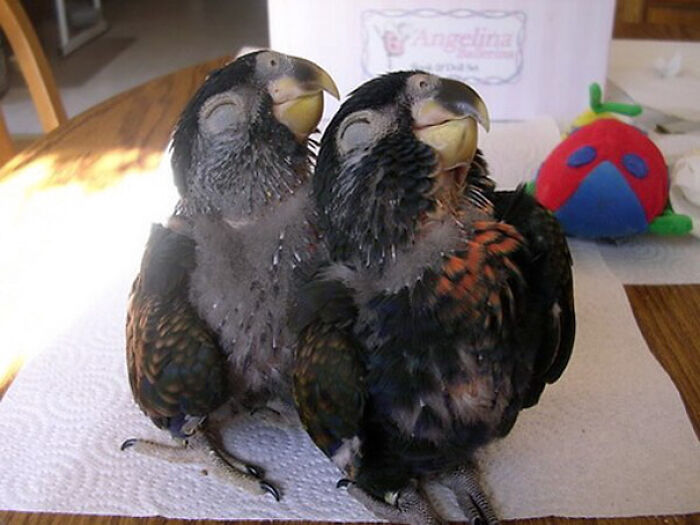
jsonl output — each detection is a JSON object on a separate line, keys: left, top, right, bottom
{"left": 340, "top": 117, "right": 372, "bottom": 151}
{"left": 336, "top": 109, "right": 392, "bottom": 158}
{"left": 200, "top": 93, "right": 244, "bottom": 136}
{"left": 206, "top": 103, "right": 238, "bottom": 131}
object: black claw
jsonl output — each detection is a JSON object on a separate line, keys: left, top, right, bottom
{"left": 336, "top": 478, "right": 353, "bottom": 489}
{"left": 246, "top": 464, "right": 264, "bottom": 478}
{"left": 260, "top": 480, "right": 281, "bottom": 501}
{"left": 121, "top": 438, "right": 137, "bottom": 451}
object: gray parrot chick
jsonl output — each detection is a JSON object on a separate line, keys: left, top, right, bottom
{"left": 123, "top": 50, "right": 339, "bottom": 500}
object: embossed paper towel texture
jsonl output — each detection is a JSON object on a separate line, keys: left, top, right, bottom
{"left": 595, "top": 235, "right": 700, "bottom": 284}
{"left": 0, "top": 238, "right": 698, "bottom": 519}
{"left": 0, "top": 120, "right": 698, "bottom": 519}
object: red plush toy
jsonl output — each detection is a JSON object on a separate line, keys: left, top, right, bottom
{"left": 535, "top": 118, "right": 668, "bottom": 238}
{"left": 531, "top": 84, "right": 692, "bottom": 238}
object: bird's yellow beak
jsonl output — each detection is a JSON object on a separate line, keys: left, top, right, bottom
{"left": 269, "top": 56, "right": 339, "bottom": 142}
{"left": 413, "top": 78, "right": 489, "bottom": 170}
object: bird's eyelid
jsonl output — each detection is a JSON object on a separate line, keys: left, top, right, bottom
{"left": 199, "top": 92, "right": 245, "bottom": 135}
{"left": 340, "top": 115, "right": 371, "bottom": 131}
{"left": 336, "top": 110, "right": 387, "bottom": 155}
{"left": 338, "top": 119, "right": 372, "bottom": 153}
{"left": 202, "top": 93, "right": 240, "bottom": 113}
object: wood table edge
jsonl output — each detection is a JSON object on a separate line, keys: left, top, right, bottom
{"left": 1, "top": 510, "right": 698, "bottom": 525}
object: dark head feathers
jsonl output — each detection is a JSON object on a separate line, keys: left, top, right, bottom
{"left": 314, "top": 71, "right": 423, "bottom": 206}
{"left": 170, "top": 53, "right": 262, "bottom": 195}
{"left": 319, "top": 71, "right": 422, "bottom": 148}
{"left": 333, "top": 71, "right": 418, "bottom": 121}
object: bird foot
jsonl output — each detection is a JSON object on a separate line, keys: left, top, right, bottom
{"left": 120, "top": 437, "right": 195, "bottom": 463}
{"left": 342, "top": 482, "right": 443, "bottom": 525}
{"left": 120, "top": 432, "right": 281, "bottom": 501}
{"left": 436, "top": 464, "right": 499, "bottom": 525}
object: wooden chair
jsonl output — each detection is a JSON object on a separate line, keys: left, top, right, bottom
{"left": 0, "top": 0, "right": 67, "bottom": 165}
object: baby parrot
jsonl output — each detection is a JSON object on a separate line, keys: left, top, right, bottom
{"left": 124, "top": 50, "right": 338, "bottom": 500}
{"left": 291, "top": 72, "right": 575, "bottom": 524}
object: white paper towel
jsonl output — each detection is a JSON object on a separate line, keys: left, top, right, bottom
{"left": 480, "top": 240, "right": 700, "bottom": 518}
{"left": 0, "top": 119, "right": 698, "bottom": 520}
{"left": 0, "top": 238, "right": 698, "bottom": 520}
{"left": 596, "top": 235, "right": 700, "bottom": 285}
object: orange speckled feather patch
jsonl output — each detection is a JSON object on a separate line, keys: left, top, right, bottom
{"left": 435, "top": 221, "right": 525, "bottom": 328}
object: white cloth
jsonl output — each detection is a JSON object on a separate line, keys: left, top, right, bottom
{"left": 670, "top": 149, "right": 700, "bottom": 238}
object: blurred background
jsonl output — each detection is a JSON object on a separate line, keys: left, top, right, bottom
{"left": 0, "top": 0, "right": 269, "bottom": 141}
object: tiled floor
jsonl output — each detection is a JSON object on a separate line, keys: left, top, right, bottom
{"left": 2, "top": 0, "right": 269, "bottom": 135}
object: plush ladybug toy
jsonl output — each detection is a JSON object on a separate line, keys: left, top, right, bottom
{"left": 531, "top": 84, "right": 692, "bottom": 238}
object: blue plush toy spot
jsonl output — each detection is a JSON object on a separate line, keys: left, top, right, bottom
{"left": 622, "top": 153, "right": 648, "bottom": 179}
{"left": 566, "top": 145, "right": 597, "bottom": 167}
{"left": 555, "top": 161, "right": 648, "bottom": 238}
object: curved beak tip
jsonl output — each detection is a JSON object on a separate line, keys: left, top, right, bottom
{"left": 269, "top": 56, "right": 339, "bottom": 104}
{"left": 437, "top": 77, "right": 490, "bottom": 132}
{"left": 326, "top": 79, "right": 341, "bottom": 100}
{"left": 269, "top": 56, "right": 339, "bottom": 140}
{"left": 290, "top": 56, "right": 339, "bottom": 100}
{"left": 318, "top": 70, "right": 340, "bottom": 100}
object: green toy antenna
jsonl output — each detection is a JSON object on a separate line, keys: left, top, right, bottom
{"left": 589, "top": 83, "right": 643, "bottom": 116}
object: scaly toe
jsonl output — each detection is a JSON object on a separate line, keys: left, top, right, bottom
{"left": 120, "top": 438, "right": 137, "bottom": 451}
{"left": 246, "top": 464, "right": 265, "bottom": 478}
{"left": 336, "top": 478, "right": 353, "bottom": 489}
{"left": 346, "top": 484, "right": 443, "bottom": 525}
{"left": 437, "top": 464, "right": 499, "bottom": 525}
{"left": 260, "top": 480, "right": 282, "bottom": 501}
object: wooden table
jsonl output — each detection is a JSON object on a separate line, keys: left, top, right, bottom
{"left": 0, "top": 57, "right": 698, "bottom": 525}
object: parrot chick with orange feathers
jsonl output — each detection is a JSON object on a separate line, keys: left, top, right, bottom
{"left": 291, "top": 72, "right": 575, "bottom": 524}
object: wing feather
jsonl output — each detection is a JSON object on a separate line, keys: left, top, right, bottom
{"left": 292, "top": 273, "right": 367, "bottom": 477}
{"left": 492, "top": 188, "right": 576, "bottom": 407}
{"left": 126, "top": 224, "right": 228, "bottom": 433}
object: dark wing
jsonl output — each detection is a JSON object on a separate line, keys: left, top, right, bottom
{"left": 126, "top": 224, "right": 228, "bottom": 436}
{"left": 290, "top": 271, "right": 367, "bottom": 478}
{"left": 493, "top": 187, "right": 576, "bottom": 408}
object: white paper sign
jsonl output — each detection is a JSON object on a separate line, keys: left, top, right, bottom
{"left": 361, "top": 9, "right": 526, "bottom": 85}
{"left": 268, "top": 0, "right": 616, "bottom": 123}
